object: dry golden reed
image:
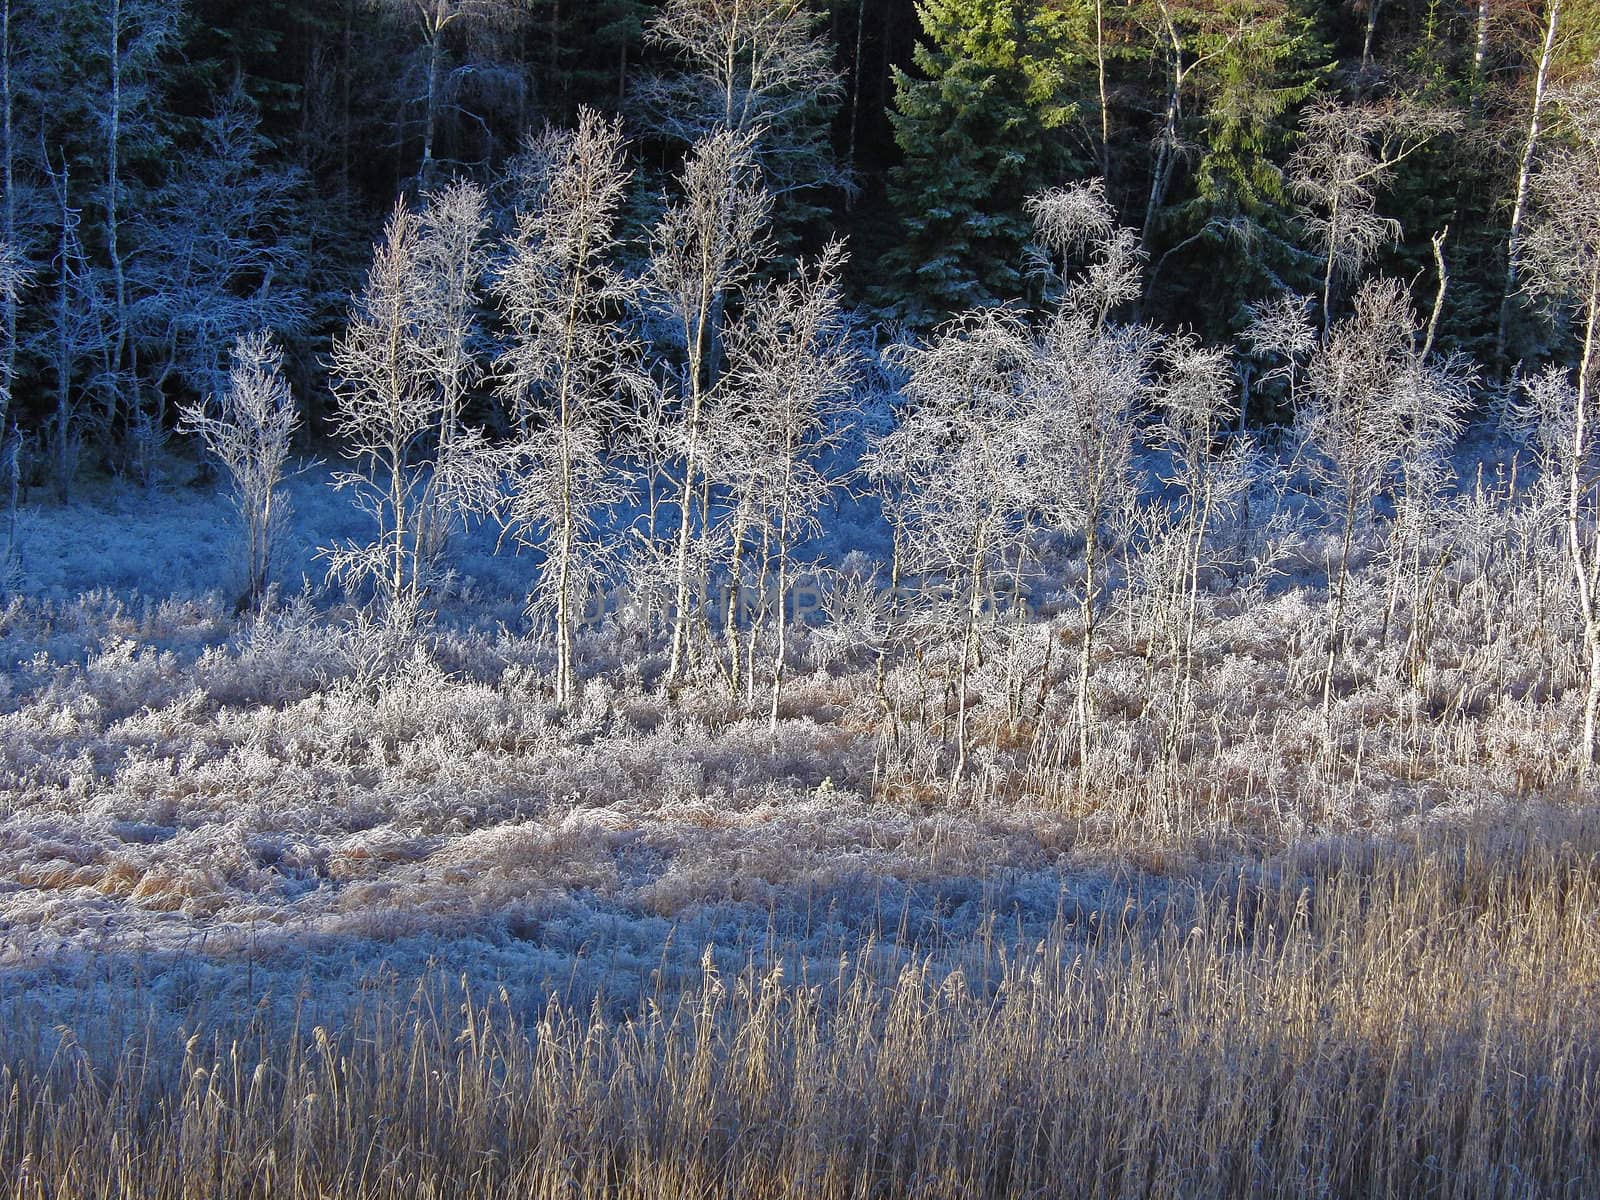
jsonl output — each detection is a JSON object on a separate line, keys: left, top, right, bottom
{"left": 3, "top": 815, "right": 1598, "bottom": 1199}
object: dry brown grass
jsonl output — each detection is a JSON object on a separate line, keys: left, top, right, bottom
{"left": 3, "top": 816, "right": 1598, "bottom": 1199}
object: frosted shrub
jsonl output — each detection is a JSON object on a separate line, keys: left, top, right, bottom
{"left": 179, "top": 331, "right": 299, "bottom": 612}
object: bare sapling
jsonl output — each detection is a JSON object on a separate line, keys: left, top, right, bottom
{"left": 1378, "top": 253, "right": 1473, "bottom": 687}
{"left": 1519, "top": 64, "right": 1600, "bottom": 766}
{"left": 719, "top": 240, "right": 856, "bottom": 731}
{"left": 639, "top": 0, "right": 846, "bottom": 204}
{"left": 867, "top": 308, "right": 1034, "bottom": 781}
{"left": 1020, "top": 180, "right": 1155, "bottom": 782}
{"left": 0, "top": 237, "right": 25, "bottom": 436}
{"left": 1298, "top": 275, "right": 1468, "bottom": 720}
{"left": 1152, "top": 335, "right": 1250, "bottom": 748}
{"left": 0, "top": 238, "right": 26, "bottom": 562}
{"left": 1287, "top": 98, "right": 1457, "bottom": 332}
{"left": 647, "top": 129, "right": 772, "bottom": 688}
{"left": 179, "top": 331, "right": 299, "bottom": 612}
{"left": 323, "top": 181, "right": 498, "bottom": 624}
{"left": 367, "top": 0, "right": 529, "bottom": 188}
{"left": 495, "top": 109, "right": 640, "bottom": 706}
{"left": 1242, "top": 291, "right": 1317, "bottom": 420}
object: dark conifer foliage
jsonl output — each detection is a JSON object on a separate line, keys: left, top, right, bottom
{"left": 1, "top": 0, "right": 1599, "bottom": 480}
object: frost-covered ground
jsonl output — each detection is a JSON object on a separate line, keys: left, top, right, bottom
{"left": 0, "top": 447, "right": 1589, "bottom": 1034}
{"left": 0, "top": 468, "right": 1089, "bottom": 1023}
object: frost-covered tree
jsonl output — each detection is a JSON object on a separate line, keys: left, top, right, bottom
{"left": 0, "top": 238, "right": 25, "bottom": 436}
{"left": 1519, "top": 65, "right": 1600, "bottom": 765}
{"left": 1494, "top": 0, "right": 1564, "bottom": 370}
{"left": 36, "top": 156, "right": 114, "bottom": 502}
{"left": 1241, "top": 290, "right": 1316, "bottom": 421}
{"left": 96, "top": 0, "right": 178, "bottom": 399}
{"left": 134, "top": 94, "right": 310, "bottom": 406}
{"left": 1299, "top": 276, "right": 1470, "bottom": 718}
{"left": 323, "top": 181, "right": 498, "bottom": 619}
{"left": 646, "top": 130, "right": 771, "bottom": 686}
{"left": 494, "top": 108, "right": 640, "bottom": 706}
{"left": 868, "top": 306, "right": 1034, "bottom": 774}
{"left": 1020, "top": 180, "right": 1156, "bottom": 773}
{"left": 0, "top": 0, "right": 20, "bottom": 439}
{"left": 179, "top": 332, "right": 299, "bottom": 612}
{"left": 638, "top": 0, "right": 845, "bottom": 219}
{"left": 1150, "top": 334, "right": 1248, "bottom": 731}
{"left": 718, "top": 239, "right": 856, "bottom": 728}
{"left": 870, "top": 180, "right": 1157, "bottom": 778}
{"left": 1287, "top": 98, "right": 1455, "bottom": 332}
{"left": 367, "top": 0, "right": 529, "bottom": 187}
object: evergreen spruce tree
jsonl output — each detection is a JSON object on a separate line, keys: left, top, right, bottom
{"left": 1144, "top": 0, "right": 1327, "bottom": 337}
{"left": 883, "top": 0, "right": 1084, "bottom": 324}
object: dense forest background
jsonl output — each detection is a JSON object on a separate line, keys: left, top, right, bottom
{"left": 0, "top": 0, "right": 1595, "bottom": 481}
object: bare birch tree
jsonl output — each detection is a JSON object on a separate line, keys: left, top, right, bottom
{"left": 37, "top": 155, "right": 114, "bottom": 502}
{"left": 96, "top": 0, "right": 177, "bottom": 403}
{"left": 1022, "top": 181, "right": 1155, "bottom": 776}
{"left": 1288, "top": 98, "right": 1456, "bottom": 332}
{"left": 1494, "top": 0, "right": 1563, "bottom": 371}
{"left": 1299, "top": 275, "right": 1469, "bottom": 718}
{"left": 718, "top": 239, "right": 856, "bottom": 730}
{"left": 0, "top": 239, "right": 25, "bottom": 436}
{"left": 494, "top": 108, "right": 640, "bottom": 706}
{"left": 1151, "top": 335, "right": 1248, "bottom": 733}
{"left": 323, "top": 181, "right": 498, "bottom": 621}
{"left": 647, "top": 129, "right": 771, "bottom": 687}
{"left": 638, "top": 0, "right": 846, "bottom": 205}
{"left": 867, "top": 307, "right": 1034, "bottom": 778}
{"left": 367, "top": 0, "right": 529, "bottom": 187}
{"left": 1520, "top": 66, "right": 1600, "bottom": 765}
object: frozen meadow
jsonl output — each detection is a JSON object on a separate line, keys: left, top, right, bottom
{"left": 3, "top": 429, "right": 1600, "bottom": 1197}
{"left": 0, "top": 429, "right": 1588, "bottom": 1005}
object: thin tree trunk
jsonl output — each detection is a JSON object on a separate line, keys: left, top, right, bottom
{"left": 555, "top": 421, "right": 576, "bottom": 704}
{"left": 666, "top": 292, "right": 711, "bottom": 686}
{"left": 551, "top": 223, "right": 593, "bottom": 708}
{"left": 845, "top": 0, "right": 865, "bottom": 196}
{"left": 0, "top": 0, "right": 14, "bottom": 437}
{"left": 1472, "top": 0, "right": 1491, "bottom": 116}
{"left": 1096, "top": 0, "right": 1111, "bottom": 182}
{"left": 55, "top": 180, "right": 70, "bottom": 503}
{"left": 105, "top": 0, "right": 128, "bottom": 398}
{"left": 724, "top": 498, "right": 751, "bottom": 698}
{"left": 953, "top": 527, "right": 988, "bottom": 783}
{"left": 342, "top": 0, "right": 354, "bottom": 193}
{"left": 768, "top": 461, "right": 796, "bottom": 735}
{"left": 1423, "top": 226, "right": 1449, "bottom": 358}
{"left": 1321, "top": 496, "right": 1357, "bottom": 722}
{"left": 1569, "top": 267, "right": 1599, "bottom": 765}
{"left": 1142, "top": 6, "right": 1183, "bottom": 257}
{"left": 1495, "top": 0, "right": 1562, "bottom": 372}
{"left": 1361, "top": 0, "right": 1383, "bottom": 75}
{"left": 421, "top": 25, "right": 443, "bottom": 185}
{"left": 1076, "top": 536, "right": 1098, "bottom": 787}
{"left": 1322, "top": 194, "right": 1341, "bottom": 334}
